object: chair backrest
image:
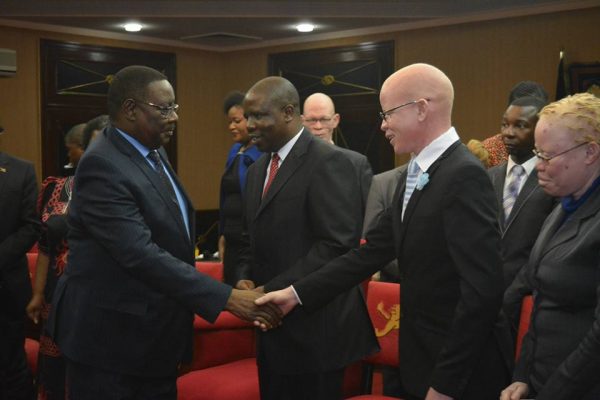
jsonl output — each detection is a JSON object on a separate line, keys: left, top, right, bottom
{"left": 515, "top": 295, "right": 533, "bottom": 360}
{"left": 364, "top": 280, "right": 400, "bottom": 367}
{"left": 195, "top": 261, "right": 224, "bottom": 282}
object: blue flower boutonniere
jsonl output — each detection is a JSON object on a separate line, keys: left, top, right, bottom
{"left": 416, "top": 172, "right": 429, "bottom": 190}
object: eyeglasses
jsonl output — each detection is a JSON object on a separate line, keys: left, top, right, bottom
{"left": 532, "top": 141, "right": 588, "bottom": 162}
{"left": 303, "top": 117, "right": 334, "bottom": 125}
{"left": 379, "top": 99, "right": 429, "bottom": 122}
{"left": 136, "top": 99, "right": 179, "bottom": 118}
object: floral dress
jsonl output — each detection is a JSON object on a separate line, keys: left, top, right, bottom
{"left": 36, "top": 175, "right": 73, "bottom": 400}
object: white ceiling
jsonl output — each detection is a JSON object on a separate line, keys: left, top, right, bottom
{"left": 1, "top": 0, "right": 598, "bottom": 52}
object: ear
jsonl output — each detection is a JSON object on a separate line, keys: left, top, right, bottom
{"left": 123, "top": 98, "right": 137, "bottom": 122}
{"left": 331, "top": 113, "right": 340, "bottom": 128}
{"left": 584, "top": 141, "right": 600, "bottom": 165}
{"left": 416, "top": 98, "right": 429, "bottom": 122}
{"left": 282, "top": 104, "right": 295, "bottom": 122}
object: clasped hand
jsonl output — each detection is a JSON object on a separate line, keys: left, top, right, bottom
{"left": 231, "top": 282, "right": 300, "bottom": 331}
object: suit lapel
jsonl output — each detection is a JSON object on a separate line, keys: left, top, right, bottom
{"left": 540, "top": 188, "right": 600, "bottom": 257}
{"left": 247, "top": 154, "right": 269, "bottom": 220}
{"left": 504, "top": 170, "right": 538, "bottom": 232}
{"left": 255, "top": 131, "right": 310, "bottom": 218}
{"left": 492, "top": 164, "right": 507, "bottom": 228}
{"left": 108, "top": 129, "right": 190, "bottom": 241}
{"left": 396, "top": 140, "right": 461, "bottom": 249}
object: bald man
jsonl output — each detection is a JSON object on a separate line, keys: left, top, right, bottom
{"left": 237, "top": 77, "right": 377, "bottom": 400}
{"left": 258, "top": 64, "right": 513, "bottom": 400}
{"left": 302, "top": 93, "right": 373, "bottom": 220}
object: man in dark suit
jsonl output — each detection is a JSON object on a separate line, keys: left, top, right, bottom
{"left": 258, "top": 64, "right": 513, "bottom": 400}
{"left": 489, "top": 96, "right": 556, "bottom": 338}
{"left": 236, "top": 77, "right": 378, "bottom": 400}
{"left": 0, "top": 125, "right": 40, "bottom": 399}
{"left": 48, "top": 65, "right": 281, "bottom": 400}
{"left": 302, "top": 92, "right": 373, "bottom": 217}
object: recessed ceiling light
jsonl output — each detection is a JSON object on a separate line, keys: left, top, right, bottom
{"left": 296, "top": 23, "right": 315, "bottom": 33}
{"left": 124, "top": 23, "right": 143, "bottom": 32}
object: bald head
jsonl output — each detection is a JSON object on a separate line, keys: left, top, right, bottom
{"left": 243, "top": 76, "right": 303, "bottom": 153}
{"left": 302, "top": 93, "right": 340, "bottom": 143}
{"left": 380, "top": 63, "right": 454, "bottom": 155}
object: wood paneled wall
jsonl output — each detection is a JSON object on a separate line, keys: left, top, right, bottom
{"left": 1, "top": 7, "right": 599, "bottom": 209}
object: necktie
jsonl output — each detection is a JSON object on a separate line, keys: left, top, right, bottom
{"left": 503, "top": 164, "right": 525, "bottom": 221}
{"left": 263, "top": 153, "right": 280, "bottom": 198}
{"left": 147, "top": 150, "right": 178, "bottom": 203}
{"left": 402, "top": 158, "right": 420, "bottom": 219}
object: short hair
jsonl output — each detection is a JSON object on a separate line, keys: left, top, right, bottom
{"left": 107, "top": 65, "right": 167, "bottom": 119}
{"left": 539, "top": 92, "right": 600, "bottom": 143}
{"left": 64, "top": 123, "right": 86, "bottom": 147}
{"left": 223, "top": 91, "right": 245, "bottom": 115}
{"left": 510, "top": 96, "right": 548, "bottom": 114}
{"left": 508, "top": 81, "right": 549, "bottom": 104}
{"left": 82, "top": 114, "right": 110, "bottom": 149}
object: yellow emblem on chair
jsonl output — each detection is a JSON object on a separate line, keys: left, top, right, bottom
{"left": 374, "top": 302, "right": 400, "bottom": 337}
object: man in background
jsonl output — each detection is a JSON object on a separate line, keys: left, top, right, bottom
{"left": 0, "top": 122, "right": 40, "bottom": 400}
{"left": 302, "top": 92, "right": 373, "bottom": 219}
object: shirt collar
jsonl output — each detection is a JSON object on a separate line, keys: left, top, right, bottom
{"left": 413, "top": 127, "right": 460, "bottom": 172}
{"left": 506, "top": 155, "right": 537, "bottom": 179}
{"left": 115, "top": 128, "right": 153, "bottom": 159}
{"left": 274, "top": 127, "right": 304, "bottom": 163}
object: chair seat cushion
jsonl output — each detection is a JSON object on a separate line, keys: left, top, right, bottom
{"left": 177, "top": 358, "right": 259, "bottom": 400}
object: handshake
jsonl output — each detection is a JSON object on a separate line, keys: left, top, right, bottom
{"left": 224, "top": 280, "right": 299, "bottom": 331}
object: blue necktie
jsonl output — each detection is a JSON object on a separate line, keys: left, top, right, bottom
{"left": 402, "top": 158, "right": 420, "bottom": 219}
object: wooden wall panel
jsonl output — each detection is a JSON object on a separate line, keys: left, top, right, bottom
{"left": 1, "top": 7, "right": 599, "bottom": 209}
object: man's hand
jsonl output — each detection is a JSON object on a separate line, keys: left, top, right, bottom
{"left": 424, "top": 387, "right": 453, "bottom": 400}
{"left": 255, "top": 286, "right": 299, "bottom": 316}
{"left": 225, "top": 289, "right": 282, "bottom": 330}
{"left": 26, "top": 293, "right": 44, "bottom": 324}
{"left": 500, "top": 382, "right": 529, "bottom": 400}
{"left": 236, "top": 279, "right": 256, "bottom": 290}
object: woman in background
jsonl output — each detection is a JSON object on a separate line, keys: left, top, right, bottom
{"left": 501, "top": 93, "right": 600, "bottom": 400}
{"left": 218, "top": 91, "right": 261, "bottom": 285}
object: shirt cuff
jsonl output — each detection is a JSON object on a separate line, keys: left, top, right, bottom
{"left": 290, "top": 285, "right": 303, "bottom": 306}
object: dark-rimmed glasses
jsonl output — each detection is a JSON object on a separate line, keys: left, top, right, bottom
{"left": 379, "top": 99, "right": 430, "bottom": 122}
{"left": 135, "top": 99, "right": 179, "bottom": 119}
{"left": 532, "top": 141, "right": 588, "bottom": 162}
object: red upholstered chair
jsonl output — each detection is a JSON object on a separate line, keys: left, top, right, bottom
{"left": 24, "top": 338, "right": 40, "bottom": 375}
{"left": 347, "top": 280, "right": 401, "bottom": 399}
{"left": 26, "top": 252, "right": 37, "bottom": 281}
{"left": 515, "top": 295, "right": 533, "bottom": 360}
{"left": 195, "top": 261, "right": 224, "bottom": 282}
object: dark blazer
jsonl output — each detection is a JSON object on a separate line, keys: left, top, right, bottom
{"left": 294, "top": 141, "right": 513, "bottom": 399}
{"left": 488, "top": 162, "right": 556, "bottom": 288}
{"left": 49, "top": 128, "right": 231, "bottom": 377}
{"left": 337, "top": 146, "right": 373, "bottom": 219}
{"left": 0, "top": 152, "right": 40, "bottom": 316}
{"left": 513, "top": 184, "right": 600, "bottom": 400}
{"left": 239, "top": 129, "right": 378, "bottom": 374}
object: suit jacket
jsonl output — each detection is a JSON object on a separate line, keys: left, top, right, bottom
{"left": 295, "top": 141, "right": 513, "bottom": 398}
{"left": 488, "top": 162, "right": 556, "bottom": 288}
{"left": 337, "top": 146, "right": 373, "bottom": 219}
{"left": 513, "top": 185, "right": 600, "bottom": 400}
{"left": 0, "top": 152, "right": 40, "bottom": 316}
{"left": 49, "top": 128, "right": 231, "bottom": 377}
{"left": 239, "top": 129, "right": 378, "bottom": 374}
{"left": 362, "top": 165, "right": 406, "bottom": 282}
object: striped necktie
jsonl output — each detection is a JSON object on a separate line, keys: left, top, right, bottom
{"left": 503, "top": 164, "right": 525, "bottom": 221}
{"left": 402, "top": 158, "right": 420, "bottom": 219}
{"left": 263, "top": 153, "right": 280, "bottom": 198}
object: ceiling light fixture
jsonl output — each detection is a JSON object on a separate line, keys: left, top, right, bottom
{"left": 296, "top": 23, "right": 315, "bottom": 33}
{"left": 124, "top": 23, "right": 143, "bottom": 32}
